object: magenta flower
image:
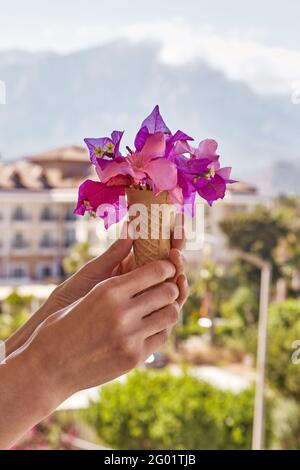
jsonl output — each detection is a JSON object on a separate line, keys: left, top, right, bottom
{"left": 97, "top": 132, "right": 178, "bottom": 193}
{"left": 74, "top": 179, "right": 126, "bottom": 228}
{"left": 134, "top": 105, "right": 171, "bottom": 151}
{"left": 75, "top": 105, "right": 236, "bottom": 228}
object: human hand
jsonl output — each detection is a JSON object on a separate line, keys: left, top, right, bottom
{"left": 5, "top": 216, "right": 188, "bottom": 356}
{"left": 25, "top": 260, "right": 181, "bottom": 398}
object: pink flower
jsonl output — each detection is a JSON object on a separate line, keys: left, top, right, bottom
{"left": 97, "top": 133, "right": 177, "bottom": 194}
{"left": 74, "top": 179, "right": 126, "bottom": 228}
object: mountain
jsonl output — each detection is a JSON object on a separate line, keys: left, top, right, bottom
{"left": 249, "top": 160, "right": 300, "bottom": 196}
{"left": 0, "top": 41, "right": 299, "bottom": 191}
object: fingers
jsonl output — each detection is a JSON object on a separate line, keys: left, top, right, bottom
{"left": 143, "top": 330, "right": 169, "bottom": 358}
{"left": 131, "top": 282, "right": 179, "bottom": 317}
{"left": 169, "top": 248, "right": 185, "bottom": 281}
{"left": 142, "top": 302, "right": 180, "bottom": 338}
{"left": 119, "top": 260, "right": 176, "bottom": 297}
{"left": 171, "top": 212, "right": 185, "bottom": 250}
{"left": 177, "top": 274, "right": 190, "bottom": 308}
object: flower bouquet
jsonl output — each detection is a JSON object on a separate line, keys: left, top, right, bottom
{"left": 75, "top": 106, "right": 235, "bottom": 266}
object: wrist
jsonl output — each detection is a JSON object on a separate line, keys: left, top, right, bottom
{"left": 21, "top": 331, "right": 71, "bottom": 413}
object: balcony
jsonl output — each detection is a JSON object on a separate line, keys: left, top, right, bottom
{"left": 12, "top": 213, "right": 30, "bottom": 222}
{"left": 40, "top": 211, "right": 58, "bottom": 222}
{"left": 39, "top": 239, "right": 58, "bottom": 249}
{"left": 11, "top": 240, "right": 30, "bottom": 249}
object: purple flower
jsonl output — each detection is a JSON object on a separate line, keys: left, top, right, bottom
{"left": 134, "top": 105, "right": 171, "bottom": 151}
{"left": 84, "top": 130, "right": 124, "bottom": 165}
{"left": 74, "top": 179, "right": 126, "bottom": 228}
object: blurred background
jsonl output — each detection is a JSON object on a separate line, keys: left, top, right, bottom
{"left": 0, "top": 0, "right": 299, "bottom": 450}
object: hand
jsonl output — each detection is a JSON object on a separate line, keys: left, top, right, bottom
{"left": 6, "top": 215, "right": 188, "bottom": 356}
{"left": 24, "top": 260, "right": 181, "bottom": 397}
{"left": 51, "top": 213, "right": 186, "bottom": 312}
{"left": 1, "top": 259, "right": 183, "bottom": 449}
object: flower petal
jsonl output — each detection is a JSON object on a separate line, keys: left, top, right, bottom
{"left": 140, "top": 132, "right": 166, "bottom": 164}
{"left": 198, "top": 139, "right": 218, "bottom": 156}
{"left": 145, "top": 158, "right": 177, "bottom": 192}
{"left": 96, "top": 160, "right": 135, "bottom": 183}
{"left": 141, "top": 105, "right": 171, "bottom": 135}
{"left": 134, "top": 126, "right": 149, "bottom": 151}
{"left": 195, "top": 174, "right": 226, "bottom": 204}
{"left": 74, "top": 179, "right": 125, "bottom": 216}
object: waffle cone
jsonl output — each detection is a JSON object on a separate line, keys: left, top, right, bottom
{"left": 126, "top": 188, "right": 175, "bottom": 267}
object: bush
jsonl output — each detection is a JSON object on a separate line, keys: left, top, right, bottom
{"left": 267, "top": 299, "right": 300, "bottom": 400}
{"left": 83, "top": 369, "right": 256, "bottom": 450}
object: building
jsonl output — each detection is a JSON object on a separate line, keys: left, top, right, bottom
{"left": 0, "top": 145, "right": 263, "bottom": 282}
{"left": 0, "top": 146, "right": 109, "bottom": 283}
{"left": 184, "top": 181, "right": 263, "bottom": 267}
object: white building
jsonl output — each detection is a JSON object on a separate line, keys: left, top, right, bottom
{"left": 0, "top": 146, "right": 110, "bottom": 283}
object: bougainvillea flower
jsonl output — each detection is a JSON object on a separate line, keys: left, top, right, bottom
{"left": 75, "top": 105, "right": 236, "bottom": 228}
{"left": 193, "top": 167, "right": 234, "bottom": 205}
{"left": 98, "top": 132, "right": 177, "bottom": 193}
{"left": 134, "top": 105, "right": 171, "bottom": 151}
{"left": 84, "top": 130, "right": 124, "bottom": 165}
{"left": 74, "top": 179, "right": 126, "bottom": 227}
{"left": 165, "top": 130, "right": 194, "bottom": 157}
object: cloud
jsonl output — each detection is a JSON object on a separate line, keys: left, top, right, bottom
{"left": 75, "top": 18, "right": 300, "bottom": 96}
{"left": 2, "top": 16, "right": 299, "bottom": 96}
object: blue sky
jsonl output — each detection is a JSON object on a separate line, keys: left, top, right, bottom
{"left": 0, "top": 0, "right": 300, "bottom": 95}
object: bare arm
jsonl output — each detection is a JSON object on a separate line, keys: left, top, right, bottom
{"left": 0, "top": 258, "right": 188, "bottom": 449}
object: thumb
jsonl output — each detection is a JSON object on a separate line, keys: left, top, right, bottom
{"left": 79, "top": 224, "right": 133, "bottom": 279}
{"left": 102, "top": 236, "right": 133, "bottom": 268}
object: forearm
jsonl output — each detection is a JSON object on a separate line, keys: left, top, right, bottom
{"left": 0, "top": 343, "right": 62, "bottom": 449}
{"left": 4, "top": 305, "right": 49, "bottom": 357}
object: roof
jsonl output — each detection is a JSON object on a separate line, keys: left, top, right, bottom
{"left": 27, "top": 145, "right": 89, "bottom": 163}
{"left": 228, "top": 181, "right": 257, "bottom": 194}
{"left": 0, "top": 146, "right": 93, "bottom": 190}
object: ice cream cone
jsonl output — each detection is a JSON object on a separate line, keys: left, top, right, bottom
{"left": 126, "top": 188, "right": 175, "bottom": 267}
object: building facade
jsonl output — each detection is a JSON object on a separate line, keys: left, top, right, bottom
{"left": 0, "top": 146, "right": 109, "bottom": 283}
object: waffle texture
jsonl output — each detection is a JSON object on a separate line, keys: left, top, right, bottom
{"left": 126, "top": 188, "right": 174, "bottom": 267}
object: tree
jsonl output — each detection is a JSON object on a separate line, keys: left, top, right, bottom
{"left": 83, "top": 369, "right": 261, "bottom": 450}
{"left": 267, "top": 299, "right": 300, "bottom": 400}
{"left": 221, "top": 286, "right": 258, "bottom": 326}
{"left": 62, "top": 241, "right": 92, "bottom": 275}
{"left": 220, "top": 205, "right": 287, "bottom": 286}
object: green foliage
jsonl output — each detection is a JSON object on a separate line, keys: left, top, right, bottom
{"left": 221, "top": 286, "right": 258, "bottom": 325}
{"left": 176, "top": 323, "right": 207, "bottom": 340}
{"left": 0, "top": 290, "right": 32, "bottom": 340}
{"left": 220, "top": 205, "right": 287, "bottom": 285}
{"left": 220, "top": 206, "right": 287, "bottom": 261}
{"left": 62, "top": 241, "right": 92, "bottom": 274}
{"left": 83, "top": 369, "right": 256, "bottom": 450}
{"left": 3, "top": 290, "right": 33, "bottom": 315}
{"left": 0, "top": 311, "right": 29, "bottom": 340}
{"left": 271, "top": 398, "right": 300, "bottom": 450}
{"left": 267, "top": 299, "right": 300, "bottom": 400}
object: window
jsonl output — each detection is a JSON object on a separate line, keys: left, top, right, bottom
{"left": 64, "top": 207, "right": 76, "bottom": 221}
{"left": 37, "top": 264, "right": 53, "bottom": 280}
{"left": 40, "top": 231, "right": 57, "bottom": 248}
{"left": 40, "top": 207, "right": 57, "bottom": 221}
{"left": 12, "top": 206, "right": 29, "bottom": 221}
{"left": 10, "top": 265, "right": 28, "bottom": 279}
{"left": 12, "top": 232, "right": 28, "bottom": 248}
{"left": 64, "top": 228, "right": 76, "bottom": 247}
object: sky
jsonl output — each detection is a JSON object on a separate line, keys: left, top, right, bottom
{"left": 0, "top": 0, "right": 300, "bottom": 95}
